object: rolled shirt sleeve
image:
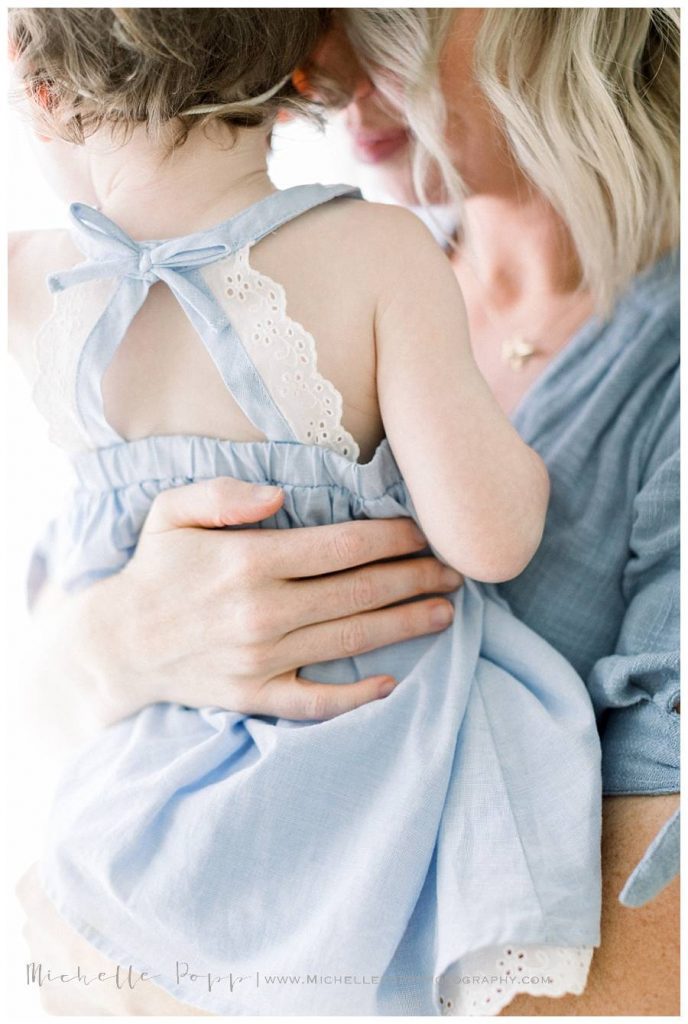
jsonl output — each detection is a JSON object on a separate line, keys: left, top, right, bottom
{"left": 588, "top": 397, "right": 679, "bottom": 903}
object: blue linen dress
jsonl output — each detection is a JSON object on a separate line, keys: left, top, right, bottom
{"left": 33, "top": 184, "right": 601, "bottom": 1015}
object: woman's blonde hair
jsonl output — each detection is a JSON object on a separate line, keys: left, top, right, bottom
{"left": 341, "top": 8, "right": 680, "bottom": 313}
{"left": 9, "top": 7, "right": 330, "bottom": 146}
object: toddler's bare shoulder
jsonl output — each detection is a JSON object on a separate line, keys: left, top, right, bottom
{"left": 288, "top": 197, "right": 446, "bottom": 291}
{"left": 10, "top": 228, "right": 80, "bottom": 297}
{"left": 313, "top": 197, "right": 439, "bottom": 250}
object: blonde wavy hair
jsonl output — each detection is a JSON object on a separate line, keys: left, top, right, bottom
{"left": 9, "top": 7, "right": 330, "bottom": 147}
{"left": 341, "top": 8, "right": 680, "bottom": 313}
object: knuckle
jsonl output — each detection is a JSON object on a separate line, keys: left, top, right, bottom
{"left": 205, "top": 478, "right": 232, "bottom": 526}
{"left": 150, "top": 485, "right": 170, "bottom": 510}
{"left": 233, "top": 642, "right": 270, "bottom": 679}
{"left": 234, "top": 597, "right": 272, "bottom": 644}
{"left": 422, "top": 560, "right": 446, "bottom": 592}
{"left": 339, "top": 616, "right": 367, "bottom": 656}
{"left": 350, "top": 571, "right": 376, "bottom": 611}
{"left": 331, "top": 525, "right": 365, "bottom": 565}
{"left": 399, "top": 518, "right": 424, "bottom": 548}
{"left": 227, "top": 538, "right": 259, "bottom": 581}
{"left": 303, "top": 689, "right": 332, "bottom": 721}
{"left": 148, "top": 485, "right": 173, "bottom": 521}
{"left": 270, "top": 686, "right": 299, "bottom": 720}
{"left": 396, "top": 602, "right": 424, "bottom": 639}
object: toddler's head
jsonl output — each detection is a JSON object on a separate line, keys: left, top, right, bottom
{"left": 9, "top": 7, "right": 330, "bottom": 147}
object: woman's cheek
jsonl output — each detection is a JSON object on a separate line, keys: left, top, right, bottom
{"left": 439, "top": 12, "right": 526, "bottom": 198}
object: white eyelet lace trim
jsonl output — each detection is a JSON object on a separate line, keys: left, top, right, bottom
{"left": 437, "top": 944, "right": 593, "bottom": 1016}
{"left": 202, "top": 247, "right": 360, "bottom": 461}
{"left": 32, "top": 250, "right": 360, "bottom": 461}
{"left": 33, "top": 277, "right": 117, "bottom": 454}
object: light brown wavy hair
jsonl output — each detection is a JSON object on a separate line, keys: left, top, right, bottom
{"left": 9, "top": 7, "right": 331, "bottom": 146}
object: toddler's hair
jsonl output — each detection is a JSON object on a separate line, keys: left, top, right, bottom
{"left": 9, "top": 7, "right": 331, "bottom": 146}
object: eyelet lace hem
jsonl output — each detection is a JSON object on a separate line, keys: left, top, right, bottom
{"left": 437, "top": 944, "right": 593, "bottom": 1016}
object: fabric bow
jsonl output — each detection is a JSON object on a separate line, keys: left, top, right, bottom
{"left": 48, "top": 203, "right": 233, "bottom": 329}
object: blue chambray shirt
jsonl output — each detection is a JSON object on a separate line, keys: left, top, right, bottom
{"left": 501, "top": 249, "right": 679, "bottom": 904}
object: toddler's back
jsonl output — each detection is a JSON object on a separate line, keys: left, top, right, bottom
{"left": 14, "top": 184, "right": 411, "bottom": 465}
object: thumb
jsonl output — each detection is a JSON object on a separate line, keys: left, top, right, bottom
{"left": 143, "top": 477, "right": 284, "bottom": 534}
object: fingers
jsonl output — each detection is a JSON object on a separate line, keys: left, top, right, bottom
{"left": 255, "top": 672, "right": 398, "bottom": 722}
{"left": 275, "top": 596, "right": 455, "bottom": 668}
{"left": 285, "top": 557, "right": 462, "bottom": 631}
{"left": 256, "top": 517, "right": 429, "bottom": 579}
{"left": 143, "top": 477, "right": 284, "bottom": 534}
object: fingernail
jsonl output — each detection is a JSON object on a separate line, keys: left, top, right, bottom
{"left": 377, "top": 677, "right": 397, "bottom": 698}
{"left": 441, "top": 568, "right": 462, "bottom": 589}
{"left": 430, "top": 601, "right": 454, "bottom": 628}
{"left": 250, "top": 484, "right": 282, "bottom": 503}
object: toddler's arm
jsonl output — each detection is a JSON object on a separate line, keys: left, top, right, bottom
{"left": 374, "top": 209, "right": 549, "bottom": 582}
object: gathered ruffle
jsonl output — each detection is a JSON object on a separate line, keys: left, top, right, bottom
{"left": 47, "top": 435, "right": 412, "bottom": 591}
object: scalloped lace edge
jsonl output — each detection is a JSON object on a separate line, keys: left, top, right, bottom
{"left": 33, "top": 249, "right": 362, "bottom": 461}
{"left": 437, "top": 943, "right": 594, "bottom": 1016}
{"left": 202, "top": 247, "right": 360, "bottom": 461}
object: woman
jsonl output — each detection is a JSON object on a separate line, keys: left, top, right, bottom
{"left": 21, "top": 7, "right": 678, "bottom": 1015}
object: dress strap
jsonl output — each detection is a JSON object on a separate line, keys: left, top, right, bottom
{"left": 47, "top": 183, "right": 360, "bottom": 448}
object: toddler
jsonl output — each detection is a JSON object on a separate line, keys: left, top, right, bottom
{"left": 9, "top": 8, "right": 600, "bottom": 1016}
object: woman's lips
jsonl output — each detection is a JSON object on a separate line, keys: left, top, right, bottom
{"left": 350, "top": 129, "right": 409, "bottom": 164}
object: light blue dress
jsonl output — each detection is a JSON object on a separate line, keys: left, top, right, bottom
{"left": 35, "top": 184, "right": 601, "bottom": 1015}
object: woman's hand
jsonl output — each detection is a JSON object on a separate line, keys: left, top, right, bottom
{"left": 41, "top": 477, "right": 459, "bottom": 731}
